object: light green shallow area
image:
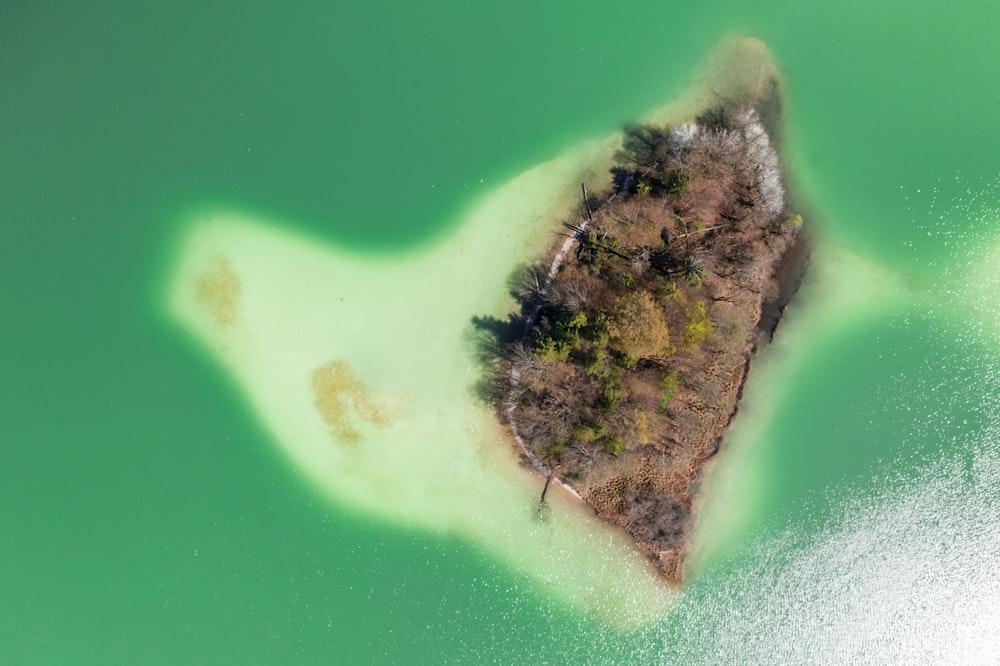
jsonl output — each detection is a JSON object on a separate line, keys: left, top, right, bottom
{"left": 2, "top": 1, "right": 1000, "bottom": 663}
{"left": 165, "top": 150, "right": 676, "bottom": 626}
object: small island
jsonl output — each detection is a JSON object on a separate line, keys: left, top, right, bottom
{"left": 477, "top": 99, "right": 807, "bottom": 581}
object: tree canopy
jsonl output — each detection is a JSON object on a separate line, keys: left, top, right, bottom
{"left": 609, "top": 291, "right": 671, "bottom": 361}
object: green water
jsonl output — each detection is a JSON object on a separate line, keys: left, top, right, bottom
{"left": 3, "top": 2, "right": 1000, "bottom": 663}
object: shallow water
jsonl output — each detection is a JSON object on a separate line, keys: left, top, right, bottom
{"left": 3, "top": 2, "right": 1000, "bottom": 663}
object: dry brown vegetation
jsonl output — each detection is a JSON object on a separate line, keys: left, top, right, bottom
{"left": 195, "top": 255, "right": 241, "bottom": 328}
{"left": 477, "top": 104, "right": 805, "bottom": 581}
{"left": 312, "top": 360, "right": 391, "bottom": 443}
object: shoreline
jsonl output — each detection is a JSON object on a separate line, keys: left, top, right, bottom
{"left": 504, "top": 184, "right": 633, "bottom": 503}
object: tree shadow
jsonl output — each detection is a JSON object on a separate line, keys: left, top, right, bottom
{"left": 611, "top": 166, "right": 643, "bottom": 194}
{"left": 755, "top": 76, "right": 785, "bottom": 146}
{"left": 465, "top": 262, "right": 545, "bottom": 404}
{"left": 614, "top": 124, "right": 670, "bottom": 170}
{"left": 504, "top": 260, "right": 547, "bottom": 305}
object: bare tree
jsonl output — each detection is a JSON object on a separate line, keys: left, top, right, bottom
{"left": 550, "top": 274, "right": 594, "bottom": 312}
{"left": 734, "top": 108, "right": 784, "bottom": 216}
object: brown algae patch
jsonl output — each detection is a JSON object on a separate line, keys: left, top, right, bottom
{"left": 195, "top": 255, "right": 241, "bottom": 327}
{"left": 311, "top": 360, "right": 392, "bottom": 442}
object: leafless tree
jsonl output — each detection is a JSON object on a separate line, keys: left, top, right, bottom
{"left": 550, "top": 274, "right": 594, "bottom": 312}
{"left": 733, "top": 108, "right": 785, "bottom": 216}
{"left": 509, "top": 343, "right": 549, "bottom": 391}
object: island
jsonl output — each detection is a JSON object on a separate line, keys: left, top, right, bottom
{"left": 477, "top": 97, "right": 807, "bottom": 581}
{"left": 167, "top": 38, "right": 816, "bottom": 620}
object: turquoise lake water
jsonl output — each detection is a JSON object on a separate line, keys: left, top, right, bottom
{"left": 2, "top": 1, "right": 999, "bottom": 663}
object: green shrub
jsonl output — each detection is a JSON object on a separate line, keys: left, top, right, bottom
{"left": 575, "top": 422, "right": 606, "bottom": 443}
{"left": 584, "top": 351, "right": 606, "bottom": 377}
{"left": 536, "top": 337, "right": 571, "bottom": 363}
{"left": 590, "top": 314, "right": 610, "bottom": 349}
{"left": 601, "top": 372, "right": 626, "bottom": 411}
{"left": 658, "top": 368, "right": 682, "bottom": 410}
{"left": 565, "top": 310, "right": 588, "bottom": 330}
{"left": 659, "top": 281, "right": 682, "bottom": 302}
{"left": 683, "top": 301, "right": 713, "bottom": 352}
{"left": 680, "top": 255, "right": 705, "bottom": 287}
{"left": 669, "top": 171, "right": 691, "bottom": 197}
{"left": 615, "top": 353, "right": 638, "bottom": 369}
